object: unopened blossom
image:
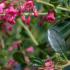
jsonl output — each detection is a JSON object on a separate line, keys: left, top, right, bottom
{"left": 33, "top": 6, "right": 38, "bottom": 17}
{"left": 21, "top": 16, "right": 31, "bottom": 25}
{"left": 8, "top": 47, "right": 14, "bottom": 52}
{"left": 26, "top": 46, "right": 34, "bottom": 53}
{"left": 38, "top": 21, "right": 44, "bottom": 26}
{"left": 26, "top": 16, "right": 31, "bottom": 25}
{"left": 46, "top": 10, "right": 56, "bottom": 23}
{"left": 21, "top": 15, "right": 26, "bottom": 23}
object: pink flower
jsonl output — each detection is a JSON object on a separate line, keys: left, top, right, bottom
{"left": 23, "top": 0, "right": 34, "bottom": 11}
{"left": 44, "top": 59, "right": 55, "bottom": 70}
{"left": 7, "top": 17, "right": 16, "bottom": 25}
{"left": 8, "top": 47, "right": 14, "bottom": 52}
{"left": 26, "top": 46, "right": 34, "bottom": 53}
{"left": 6, "top": 6, "right": 18, "bottom": 16}
{"left": 4, "top": 6, "right": 18, "bottom": 24}
{"left": 8, "top": 59, "right": 15, "bottom": 65}
{"left": 46, "top": 10, "right": 56, "bottom": 23}
{"left": 8, "top": 41, "right": 20, "bottom": 52}
{"left": 2, "top": 23, "right": 13, "bottom": 32}
{"left": 0, "top": 3, "right": 5, "bottom": 14}
{"left": 12, "top": 41, "right": 20, "bottom": 49}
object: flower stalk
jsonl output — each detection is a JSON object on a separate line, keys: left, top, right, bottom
{"left": 17, "top": 18, "right": 39, "bottom": 46}
{"left": 36, "top": 0, "right": 70, "bottom": 12}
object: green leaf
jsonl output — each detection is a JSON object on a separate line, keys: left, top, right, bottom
{"left": 30, "top": 56, "right": 44, "bottom": 67}
{"left": 54, "top": 20, "right": 70, "bottom": 40}
{"left": 13, "top": 51, "right": 26, "bottom": 67}
{"left": 48, "top": 28, "right": 69, "bottom": 61}
{"left": 48, "top": 28, "right": 67, "bottom": 53}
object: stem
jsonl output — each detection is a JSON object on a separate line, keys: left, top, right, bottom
{"left": 36, "top": 0, "right": 70, "bottom": 12}
{"left": 17, "top": 18, "right": 38, "bottom": 46}
{"left": 22, "top": 51, "right": 31, "bottom": 65}
{"left": 23, "top": 12, "right": 47, "bottom": 16}
{"left": 17, "top": 19, "right": 49, "bottom": 58}
{"left": 0, "top": 37, "right": 5, "bottom": 48}
{"left": 62, "top": 52, "right": 68, "bottom": 62}
{"left": 36, "top": 0, "right": 55, "bottom": 8}
{"left": 0, "top": 32, "right": 5, "bottom": 49}
{"left": 57, "top": 6, "right": 70, "bottom": 12}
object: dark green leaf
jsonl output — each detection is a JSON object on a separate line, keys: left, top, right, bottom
{"left": 13, "top": 51, "right": 26, "bottom": 67}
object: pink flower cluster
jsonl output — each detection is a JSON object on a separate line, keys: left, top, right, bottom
{"left": 8, "top": 41, "right": 20, "bottom": 52}
{"left": 44, "top": 59, "right": 55, "bottom": 70}
{"left": 0, "top": 0, "right": 38, "bottom": 31}
{"left": 45, "top": 10, "right": 56, "bottom": 23}
{"left": 39, "top": 10, "right": 56, "bottom": 26}
{"left": 21, "top": 0, "right": 38, "bottom": 25}
{"left": 0, "top": 0, "right": 56, "bottom": 32}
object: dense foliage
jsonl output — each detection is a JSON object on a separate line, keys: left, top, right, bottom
{"left": 0, "top": 0, "right": 70, "bottom": 70}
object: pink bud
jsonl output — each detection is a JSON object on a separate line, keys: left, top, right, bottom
{"left": 8, "top": 47, "right": 14, "bottom": 52}
{"left": 26, "top": 46, "right": 34, "bottom": 53}
{"left": 2, "top": 23, "right": 13, "bottom": 32}
{"left": 7, "top": 26, "right": 13, "bottom": 31}
{"left": 33, "top": 6, "right": 38, "bottom": 17}
{"left": 26, "top": 16, "right": 31, "bottom": 25}
{"left": 21, "top": 16, "right": 26, "bottom": 23}
{"left": 34, "top": 10, "right": 38, "bottom": 17}
{"left": 38, "top": 21, "right": 44, "bottom": 26}
{"left": 12, "top": 42, "right": 19, "bottom": 49}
